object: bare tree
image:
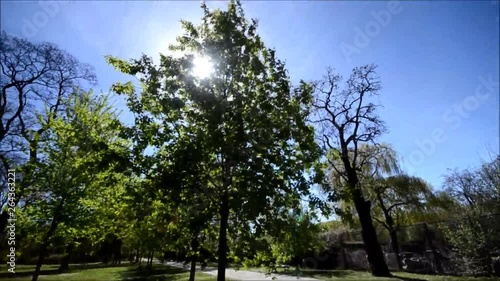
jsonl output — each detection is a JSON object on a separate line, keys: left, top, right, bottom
{"left": 444, "top": 155, "right": 500, "bottom": 212}
{"left": 0, "top": 32, "right": 97, "bottom": 233}
{"left": 312, "top": 64, "right": 391, "bottom": 276}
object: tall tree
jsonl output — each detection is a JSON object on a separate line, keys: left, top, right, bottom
{"left": 312, "top": 65, "right": 391, "bottom": 276}
{"left": 0, "top": 32, "right": 96, "bottom": 234}
{"left": 107, "top": 1, "right": 322, "bottom": 280}
{"left": 26, "top": 90, "right": 129, "bottom": 281}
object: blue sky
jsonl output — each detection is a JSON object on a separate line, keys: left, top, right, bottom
{"left": 1, "top": 0, "right": 499, "bottom": 192}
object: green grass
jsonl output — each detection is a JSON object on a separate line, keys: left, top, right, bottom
{"left": 0, "top": 264, "right": 60, "bottom": 273}
{"left": 0, "top": 263, "right": 219, "bottom": 281}
{"left": 2, "top": 263, "right": 499, "bottom": 281}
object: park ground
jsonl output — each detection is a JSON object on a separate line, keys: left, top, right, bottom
{"left": 1, "top": 263, "right": 499, "bottom": 281}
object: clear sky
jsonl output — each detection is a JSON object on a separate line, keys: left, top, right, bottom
{"left": 1, "top": 0, "right": 498, "bottom": 191}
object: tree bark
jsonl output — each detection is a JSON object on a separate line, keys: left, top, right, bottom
{"left": 189, "top": 256, "right": 197, "bottom": 281}
{"left": 423, "top": 223, "right": 443, "bottom": 274}
{"left": 341, "top": 145, "right": 390, "bottom": 277}
{"left": 59, "top": 243, "right": 74, "bottom": 271}
{"left": 389, "top": 229, "right": 402, "bottom": 270}
{"left": 0, "top": 211, "right": 9, "bottom": 236}
{"left": 189, "top": 237, "right": 199, "bottom": 281}
{"left": 138, "top": 250, "right": 143, "bottom": 266}
{"left": 351, "top": 190, "right": 390, "bottom": 276}
{"left": 216, "top": 190, "right": 229, "bottom": 281}
{"left": 376, "top": 192, "right": 402, "bottom": 270}
{"left": 189, "top": 251, "right": 198, "bottom": 281}
{"left": 0, "top": 195, "right": 20, "bottom": 234}
{"left": 32, "top": 214, "right": 59, "bottom": 281}
{"left": 148, "top": 251, "right": 153, "bottom": 269}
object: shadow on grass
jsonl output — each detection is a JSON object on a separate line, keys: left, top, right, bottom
{"left": 0, "top": 262, "right": 133, "bottom": 279}
{"left": 300, "top": 269, "right": 372, "bottom": 278}
{"left": 391, "top": 275, "right": 427, "bottom": 281}
{"left": 0, "top": 268, "right": 62, "bottom": 279}
{"left": 119, "top": 264, "right": 189, "bottom": 281}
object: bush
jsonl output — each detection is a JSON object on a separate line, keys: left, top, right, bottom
{"left": 440, "top": 214, "right": 498, "bottom": 275}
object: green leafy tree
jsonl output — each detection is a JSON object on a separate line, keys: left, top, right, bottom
{"left": 270, "top": 209, "right": 325, "bottom": 267}
{"left": 440, "top": 156, "right": 500, "bottom": 275}
{"left": 107, "top": 1, "right": 323, "bottom": 280}
{"left": 25, "top": 90, "right": 129, "bottom": 281}
{"left": 371, "top": 174, "right": 433, "bottom": 269}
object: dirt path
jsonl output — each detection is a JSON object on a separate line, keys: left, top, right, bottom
{"left": 163, "top": 261, "right": 319, "bottom": 281}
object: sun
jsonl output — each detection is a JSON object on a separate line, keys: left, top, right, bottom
{"left": 192, "top": 55, "right": 214, "bottom": 78}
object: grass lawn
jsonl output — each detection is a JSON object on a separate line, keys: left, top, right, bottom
{"left": 0, "top": 263, "right": 218, "bottom": 281}
{"left": 0, "top": 264, "right": 60, "bottom": 273}
{"left": 245, "top": 266, "right": 500, "bottom": 281}
{"left": 1, "top": 263, "right": 499, "bottom": 281}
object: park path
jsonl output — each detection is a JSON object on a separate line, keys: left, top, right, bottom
{"left": 163, "top": 261, "right": 319, "bottom": 281}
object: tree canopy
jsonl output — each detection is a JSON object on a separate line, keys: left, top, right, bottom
{"left": 1, "top": 1, "right": 499, "bottom": 280}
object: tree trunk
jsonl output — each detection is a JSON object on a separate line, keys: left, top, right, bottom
{"left": 59, "top": 243, "right": 74, "bottom": 272}
{"left": 189, "top": 253, "right": 198, "bottom": 281}
{"left": 389, "top": 229, "right": 402, "bottom": 270}
{"left": 0, "top": 195, "right": 20, "bottom": 235}
{"left": 339, "top": 143, "right": 390, "bottom": 277}
{"left": 376, "top": 192, "right": 402, "bottom": 271}
{"left": 217, "top": 190, "right": 229, "bottom": 281}
{"left": 59, "top": 254, "right": 70, "bottom": 271}
{"left": 342, "top": 155, "right": 390, "bottom": 277}
{"left": 117, "top": 241, "right": 123, "bottom": 265}
{"left": 32, "top": 216, "right": 59, "bottom": 281}
{"left": 423, "top": 223, "right": 443, "bottom": 274}
{"left": 351, "top": 187, "right": 391, "bottom": 277}
{"left": 189, "top": 237, "right": 200, "bottom": 281}
{"left": 0, "top": 211, "right": 9, "bottom": 236}
{"left": 148, "top": 251, "right": 153, "bottom": 269}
